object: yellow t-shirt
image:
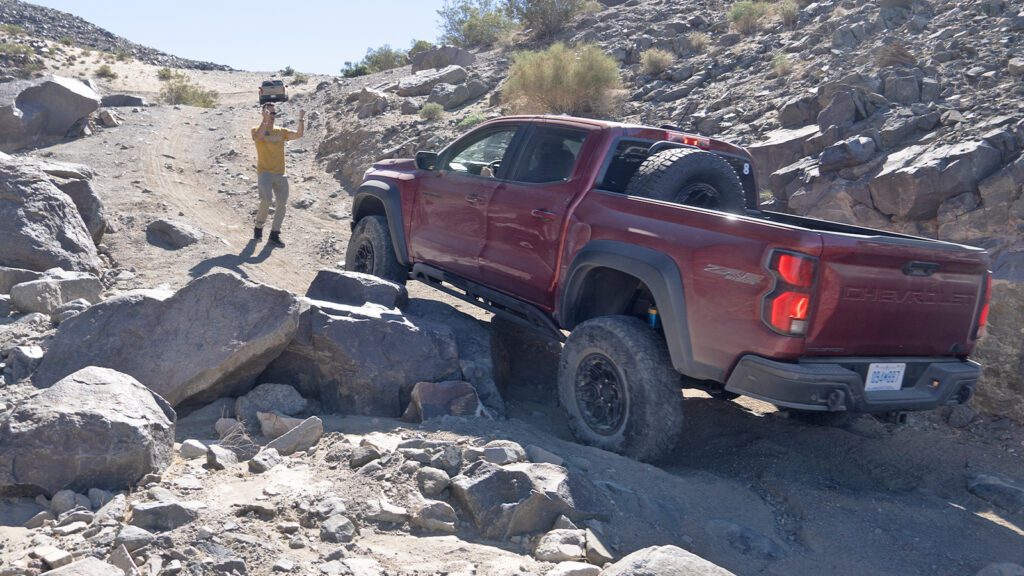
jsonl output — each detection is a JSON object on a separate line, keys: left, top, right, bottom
{"left": 253, "top": 126, "right": 296, "bottom": 174}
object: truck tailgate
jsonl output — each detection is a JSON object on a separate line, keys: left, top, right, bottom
{"left": 807, "top": 235, "right": 989, "bottom": 357}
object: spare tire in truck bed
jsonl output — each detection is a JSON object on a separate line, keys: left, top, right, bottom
{"left": 624, "top": 148, "right": 746, "bottom": 214}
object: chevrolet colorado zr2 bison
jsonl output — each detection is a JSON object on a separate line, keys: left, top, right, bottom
{"left": 344, "top": 115, "right": 991, "bottom": 462}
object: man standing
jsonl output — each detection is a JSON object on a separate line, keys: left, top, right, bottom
{"left": 251, "top": 102, "right": 304, "bottom": 247}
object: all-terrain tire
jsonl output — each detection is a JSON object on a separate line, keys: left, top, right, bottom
{"left": 558, "top": 315, "right": 685, "bottom": 462}
{"left": 624, "top": 148, "right": 746, "bottom": 214}
{"left": 344, "top": 215, "right": 408, "bottom": 285}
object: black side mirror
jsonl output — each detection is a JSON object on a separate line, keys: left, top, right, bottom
{"left": 416, "top": 151, "right": 439, "bottom": 171}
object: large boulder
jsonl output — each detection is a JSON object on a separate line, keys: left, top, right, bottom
{"left": 10, "top": 269, "right": 102, "bottom": 315}
{"left": 234, "top": 383, "right": 308, "bottom": 433}
{"left": 259, "top": 299, "right": 460, "bottom": 416}
{"left": 411, "top": 45, "right": 476, "bottom": 72}
{"left": 101, "top": 94, "right": 147, "bottom": 107}
{"left": 0, "top": 76, "right": 101, "bottom": 151}
{"left": 33, "top": 272, "right": 300, "bottom": 407}
{"left": 599, "top": 545, "right": 736, "bottom": 576}
{"left": 747, "top": 125, "right": 820, "bottom": 192}
{"left": 397, "top": 66, "right": 469, "bottom": 97}
{"left": 973, "top": 281, "right": 1024, "bottom": 422}
{"left": 0, "top": 367, "right": 175, "bottom": 497}
{"left": 450, "top": 461, "right": 607, "bottom": 539}
{"left": 869, "top": 141, "right": 1003, "bottom": 220}
{"left": 0, "top": 153, "right": 101, "bottom": 273}
{"left": 305, "top": 269, "right": 408, "bottom": 309}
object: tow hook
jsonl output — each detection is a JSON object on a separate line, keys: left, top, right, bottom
{"left": 826, "top": 389, "right": 845, "bottom": 411}
{"left": 881, "top": 411, "right": 909, "bottom": 425}
{"left": 956, "top": 385, "right": 973, "bottom": 405}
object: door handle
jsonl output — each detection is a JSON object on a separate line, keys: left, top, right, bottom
{"left": 466, "top": 194, "right": 482, "bottom": 204}
{"left": 531, "top": 209, "right": 555, "bottom": 221}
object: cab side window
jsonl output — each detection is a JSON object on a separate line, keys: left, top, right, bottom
{"left": 511, "top": 127, "right": 588, "bottom": 184}
{"left": 443, "top": 127, "right": 518, "bottom": 177}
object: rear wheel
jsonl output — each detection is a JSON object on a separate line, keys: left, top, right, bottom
{"left": 558, "top": 316, "right": 685, "bottom": 462}
{"left": 344, "top": 215, "right": 407, "bottom": 285}
{"left": 625, "top": 148, "right": 746, "bottom": 214}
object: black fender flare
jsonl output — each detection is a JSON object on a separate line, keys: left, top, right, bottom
{"left": 559, "top": 240, "right": 721, "bottom": 382}
{"left": 351, "top": 179, "right": 410, "bottom": 266}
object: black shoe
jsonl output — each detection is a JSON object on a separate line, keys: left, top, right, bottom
{"left": 253, "top": 227, "right": 263, "bottom": 241}
{"left": 268, "top": 231, "right": 285, "bottom": 248}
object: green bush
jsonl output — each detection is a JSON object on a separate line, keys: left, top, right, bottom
{"left": 409, "top": 39, "right": 435, "bottom": 60}
{"left": 156, "top": 67, "right": 175, "bottom": 80}
{"left": 341, "top": 62, "right": 369, "bottom": 78}
{"left": 729, "top": 1, "right": 771, "bottom": 34}
{"left": 457, "top": 113, "right": 486, "bottom": 129}
{"left": 0, "top": 42, "right": 32, "bottom": 57}
{"left": 0, "top": 24, "right": 25, "bottom": 36}
{"left": 59, "top": 36, "right": 73, "bottom": 46}
{"left": 114, "top": 48, "right": 131, "bottom": 61}
{"left": 160, "top": 77, "right": 219, "bottom": 108}
{"left": 772, "top": 53, "right": 792, "bottom": 76}
{"left": 94, "top": 64, "right": 117, "bottom": 79}
{"left": 688, "top": 31, "right": 709, "bottom": 53}
{"left": 438, "top": 0, "right": 515, "bottom": 47}
{"left": 777, "top": 0, "right": 799, "bottom": 28}
{"left": 503, "top": 43, "right": 622, "bottom": 117}
{"left": 505, "top": 0, "right": 590, "bottom": 38}
{"left": 281, "top": 65, "right": 295, "bottom": 76}
{"left": 362, "top": 44, "right": 408, "bottom": 73}
{"left": 640, "top": 48, "right": 674, "bottom": 76}
{"left": 291, "top": 72, "right": 309, "bottom": 85}
{"left": 420, "top": 102, "right": 445, "bottom": 121}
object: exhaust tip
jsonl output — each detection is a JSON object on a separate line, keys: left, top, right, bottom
{"left": 957, "top": 385, "right": 974, "bottom": 405}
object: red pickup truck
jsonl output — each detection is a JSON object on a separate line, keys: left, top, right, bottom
{"left": 345, "top": 115, "right": 991, "bottom": 462}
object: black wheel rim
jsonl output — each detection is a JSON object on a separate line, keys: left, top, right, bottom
{"left": 676, "top": 183, "right": 720, "bottom": 209}
{"left": 575, "top": 353, "right": 627, "bottom": 436}
{"left": 353, "top": 240, "right": 375, "bottom": 274}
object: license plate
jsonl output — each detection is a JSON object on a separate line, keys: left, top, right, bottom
{"left": 865, "top": 363, "right": 906, "bottom": 392}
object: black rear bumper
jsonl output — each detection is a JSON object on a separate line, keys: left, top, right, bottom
{"left": 724, "top": 355, "right": 980, "bottom": 413}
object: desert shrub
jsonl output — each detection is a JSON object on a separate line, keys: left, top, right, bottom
{"left": 772, "top": 53, "right": 792, "bottom": 76}
{"left": 438, "top": 0, "right": 515, "bottom": 47}
{"left": 506, "top": 0, "right": 590, "bottom": 38}
{"left": 409, "top": 39, "right": 435, "bottom": 60}
{"left": 457, "top": 113, "right": 486, "bottom": 129}
{"left": 114, "top": 48, "right": 131, "bottom": 62}
{"left": 420, "top": 102, "right": 445, "bottom": 121}
{"left": 291, "top": 72, "right": 309, "bottom": 85}
{"left": 777, "top": 0, "right": 799, "bottom": 28}
{"left": 503, "top": 42, "right": 622, "bottom": 117}
{"left": 59, "top": 36, "right": 73, "bottom": 46}
{"left": 160, "top": 77, "right": 218, "bottom": 108}
{"left": 688, "top": 31, "right": 710, "bottom": 53}
{"left": 729, "top": 1, "right": 771, "bottom": 34}
{"left": 0, "top": 24, "right": 25, "bottom": 36}
{"left": 82, "top": 48, "right": 91, "bottom": 56}
{"left": 362, "top": 44, "right": 408, "bottom": 73}
{"left": 157, "top": 67, "right": 176, "bottom": 80}
{"left": 94, "top": 64, "right": 117, "bottom": 79}
{"left": 341, "top": 61, "right": 369, "bottom": 78}
{"left": 640, "top": 48, "right": 674, "bottom": 76}
{"left": 0, "top": 42, "right": 32, "bottom": 57}
{"left": 281, "top": 65, "right": 295, "bottom": 76}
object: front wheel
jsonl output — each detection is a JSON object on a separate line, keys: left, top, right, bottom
{"left": 558, "top": 316, "right": 685, "bottom": 462}
{"left": 344, "top": 215, "right": 408, "bottom": 285}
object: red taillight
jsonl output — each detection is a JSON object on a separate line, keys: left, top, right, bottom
{"left": 976, "top": 272, "right": 992, "bottom": 338}
{"left": 763, "top": 250, "right": 817, "bottom": 336}
{"left": 777, "top": 254, "right": 814, "bottom": 287}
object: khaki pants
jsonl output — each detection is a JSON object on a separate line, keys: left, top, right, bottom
{"left": 255, "top": 172, "right": 289, "bottom": 232}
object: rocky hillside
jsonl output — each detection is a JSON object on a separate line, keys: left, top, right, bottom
{"left": 311, "top": 0, "right": 1024, "bottom": 423}
{"left": 0, "top": 0, "right": 229, "bottom": 70}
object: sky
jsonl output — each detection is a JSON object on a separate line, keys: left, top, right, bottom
{"left": 27, "top": 0, "right": 448, "bottom": 74}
